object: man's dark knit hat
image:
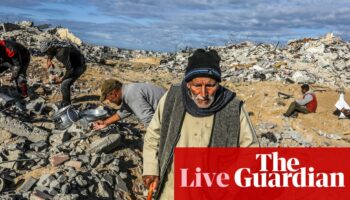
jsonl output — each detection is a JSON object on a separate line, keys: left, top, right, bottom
{"left": 184, "top": 49, "right": 221, "bottom": 82}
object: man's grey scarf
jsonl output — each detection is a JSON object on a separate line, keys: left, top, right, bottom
{"left": 181, "top": 81, "right": 235, "bottom": 117}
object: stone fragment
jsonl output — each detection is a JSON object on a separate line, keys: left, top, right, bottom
{"left": 90, "top": 155, "right": 100, "bottom": 167}
{"left": 100, "top": 153, "right": 114, "bottom": 165}
{"left": 61, "top": 183, "right": 70, "bottom": 194}
{"left": 0, "top": 178, "right": 4, "bottom": 193}
{"left": 75, "top": 175, "right": 87, "bottom": 187}
{"left": 97, "top": 181, "right": 112, "bottom": 198}
{"left": 64, "top": 160, "right": 82, "bottom": 169}
{"left": 49, "top": 180, "right": 60, "bottom": 190}
{"left": 102, "top": 174, "right": 114, "bottom": 187}
{"left": 89, "top": 134, "right": 120, "bottom": 153}
{"left": 56, "top": 174, "right": 67, "bottom": 184}
{"left": 31, "top": 190, "right": 53, "bottom": 200}
{"left": 37, "top": 174, "right": 56, "bottom": 187}
{"left": 18, "top": 177, "right": 38, "bottom": 192}
{"left": 30, "top": 140, "right": 48, "bottom": 152}
{"left": 50, "top": 153, "right": 70, "bottom": 167}
{"left": 115, "top": 174, "right": 128, "bottom": 192}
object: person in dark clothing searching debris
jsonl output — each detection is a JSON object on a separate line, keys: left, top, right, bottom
{"left": 283, "top": 84, "right": 317, "bottom": 117}
{"left": 0, "top": 39, "right": 30, "bottom": 98}
{"left": 40, "top": 39, "right": 86, "bottom": 108}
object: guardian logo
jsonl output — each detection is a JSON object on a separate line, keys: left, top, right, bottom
{"left": 175, "top": 148, "right": 350, "bottom": 200}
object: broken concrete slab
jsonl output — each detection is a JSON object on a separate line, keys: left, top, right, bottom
{"left": 37, "top": 174, "right": 56, "bottom": 187}
{"left": 50, "top": 153, "right": 70, "bottom": 167}
{"left": 0, "top": 93, "right": 15, "bottom": 107}
{"left": 115, "top": 174, "right": 129, "bottom": 193}
{"left": 18, "top": 177, "right": 38, "bottom": 193}
{"left": 0, "top": 113, "right": 49, "bottom": 142}
{"left": 75, "top": 175, "right": 87, "bottom": 187}
{"left": 30, "top": 190, "right": 53, "bottom": 200}
{"left": 30, "top": 141, "right": 48, "bottom": 152}
{"left": 97, "top": 181, "right": 112, "bottom": 198}
{"left": 64, "top": 160, "right": 82, "bottom": 169}
{"left": 89, "top": 134, "right": 120, "bottom": 154}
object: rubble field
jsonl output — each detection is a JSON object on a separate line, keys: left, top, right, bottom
{"left": 0, "top": 21, "right": 349, "bottom": 199}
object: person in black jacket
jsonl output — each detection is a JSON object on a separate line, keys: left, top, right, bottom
{"left": 0, "top": 39, "right": 30, "bottom": 98}
{"left": 40, "top": 39, "right": 86, "bottom": 108}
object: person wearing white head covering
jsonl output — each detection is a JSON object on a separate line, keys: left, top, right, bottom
{"left": 335, "top": 92, "right": 350, "bottom": 119}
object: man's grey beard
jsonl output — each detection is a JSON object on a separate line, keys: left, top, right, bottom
{"left": 190, "top": 92, "right": 215, "bottom": 108}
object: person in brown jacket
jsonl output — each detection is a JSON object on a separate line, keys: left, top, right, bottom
{"left": 142, "top": 49, "right": 259, "bottom": 200}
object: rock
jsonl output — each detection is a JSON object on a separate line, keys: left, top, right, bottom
{"left": 102, "top": 174, "right": 114, "bottom": 187}
{"left": 30, "top": 140, "right": 48, "bottom": 152}
{"left": 78, "top": 155, "right": 90, "bottom": 164}
{"left": 100, "top": 153, "right": 114, "bottom": 165}
{"left": 115, "top": 174, "right": 129, "bottom": 192}
{"left": 0, "top": 129, "right": 12, "bottom": 144}
{"left": 26, "top": 98, "right": 46, "bottom": 115}
{"left": 75, "top": 175, "right": 87, "bottom": 187}
{"left": 261, "top": 132, "right": 278, "bottom": 143}
{"left": 0, "top": 93, "right": 15, "bottom": 106}
{"left": 18, "top": 177, "right": 38, "bottom": 192}
{"left": 61, "top": 183, "right": 70, "bottom": 194}
{"left": 56, "top": 28, "right": 82, "bottom": 46}
{"left": 56, "top": 174, "right": 67, "bottom": 184}
{"left": 49, "top": 131, "right": 71, "bottom": 147}
{"left": 291, "top": 71, "right": 315, "bottom": 84}
{"left": 64, "top": 160, "right": 82, "bottom": 169}
{"left": 0, "top": 178, "right": 4, "bottom": 193}
{"left": 89, "top": 134, "right": 121, "bottom": 154}
{"left": 48, "top": 187, "right": 59, "bottom": 196}
{"left": 90, "top": 155, "right": 100, "bottom": 167}
{"left": 97, "top": 181, "right": 112, "bottom": 198}
{"left": 17, "top": 21, "right": 34, "bottom": 27}
{"left": 31, "top": 190, "right": 53, "bottom": 200}
{"left": 53, "top": 194, "right": 79, "bottom": 200}
{"left": 49, "top": 180, "right": 60, "bottom": 190}
{"left": 0, "top": 113, "right": 49, "bottom": 142}
{"left": 50, "top": 153, "right": 70, "bottom": 167}
{"left": 37, "top": 174, "right": 56, "bottom": 187}
{"left": 67, "top": 168, "right": 77, "bottom": 179}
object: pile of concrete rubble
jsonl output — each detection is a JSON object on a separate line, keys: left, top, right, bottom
{"left": 159, "top": 33, "right": 350, "bottom": 89}
{"left": 0, "top": 21, "right": 166, "bottom": 64}
{"left": 0, "top": 100, "right": 145, "bottom": 199}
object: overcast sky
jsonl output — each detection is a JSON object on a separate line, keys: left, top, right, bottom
{"left": 0, "top": 0, "right": 349, "bottom": 52}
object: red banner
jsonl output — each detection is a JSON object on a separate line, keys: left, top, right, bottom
{"left": 174, "top": 148, "right": 350, "bottom": 200}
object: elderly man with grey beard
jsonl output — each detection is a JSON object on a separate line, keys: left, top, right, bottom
{"left": 142, "top": 49, "right": 259, "bottom": 200}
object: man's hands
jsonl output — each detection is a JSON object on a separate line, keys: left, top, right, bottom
{"left": 143, "top": 175, "right": 159, "bottom": 190}
{"left": 92, "top": 120, "right": 107, "bottom": 130}
{"left": 91, "top": 114, "right": 121, "bottom": 130}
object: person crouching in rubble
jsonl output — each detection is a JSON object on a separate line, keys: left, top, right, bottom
{"left": 142, "top": 49, "right": 259, "bottom": 200}
{"left": 0, "top": 39, "right": 30, "bottom": 98}
{"left": 40, "top": 39, "right": 86, "bottom": 108}
{"left": 92, "top": 79, "right": 165, "bottom": 130}
{"left": 283, "top": 84, "right": 317, "bottom": 117}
